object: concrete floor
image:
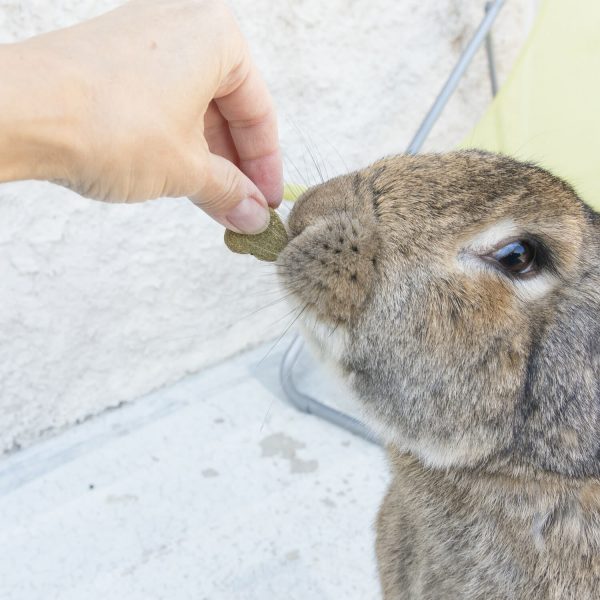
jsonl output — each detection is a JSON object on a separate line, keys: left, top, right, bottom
{"left": 0, "top": 337, "right": 388, "bottom": 600}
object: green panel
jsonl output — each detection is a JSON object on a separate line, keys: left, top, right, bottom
{"left": 462, "top": 0, "right": 600, "bottom": 210}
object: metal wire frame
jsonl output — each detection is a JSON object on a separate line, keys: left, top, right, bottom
{"left": 280, "top": 0, "right": 506, "bottom": 444}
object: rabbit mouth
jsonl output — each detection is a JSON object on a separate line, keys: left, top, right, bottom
{"left": 299, "top": 306, "right": 350, "bottom": 365}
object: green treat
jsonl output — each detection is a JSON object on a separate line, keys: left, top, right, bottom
{"left": 224, "top": 208, "right": 288, "bottom": 262}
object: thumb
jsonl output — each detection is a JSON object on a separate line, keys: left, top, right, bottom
{"left": 189, "top": 152, "right": 270, "bottom": 234}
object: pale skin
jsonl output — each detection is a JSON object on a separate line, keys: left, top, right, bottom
{"left": 0, "top": 0, "right": 283, "bottom": 234}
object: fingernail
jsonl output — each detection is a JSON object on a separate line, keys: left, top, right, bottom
{"left": 226, "top": 198, "right": 270, "bottom": 234}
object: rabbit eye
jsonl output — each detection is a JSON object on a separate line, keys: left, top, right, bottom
{"left": 489, "top": 240, "right": 536, "bottom": 276}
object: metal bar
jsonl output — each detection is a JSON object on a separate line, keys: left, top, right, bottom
{"left": 405, "top": 0, "right": 506, "bottom": 154}
{"left": 485, "top": 2, "right": 499, "bottom": 96}
{"left": 279, "top": 335, "right": 380, "bottom": 444}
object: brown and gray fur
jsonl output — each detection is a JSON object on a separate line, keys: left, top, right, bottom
{"left": 277, "top": 151, "right": 600, "bottom": 599}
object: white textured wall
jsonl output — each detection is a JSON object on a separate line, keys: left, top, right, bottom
{"left": 0, "top": 0, "right": 536, "bottom": 454}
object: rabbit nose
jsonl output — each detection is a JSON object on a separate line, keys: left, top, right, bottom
{"left": 278, "top": 211, "right": 380, "bottom": 324}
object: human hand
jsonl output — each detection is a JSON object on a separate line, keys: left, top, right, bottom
{"left": 0, "top": 0, "right": 282, "bottom": 233}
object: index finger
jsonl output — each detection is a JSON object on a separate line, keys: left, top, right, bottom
{"left": 215, "top": 60, "right": 283, "bottom": 207}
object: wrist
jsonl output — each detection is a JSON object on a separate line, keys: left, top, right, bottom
{"left": 0, "top": 39, "right": 84, "bottom": 185}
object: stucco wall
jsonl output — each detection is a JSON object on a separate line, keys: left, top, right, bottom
{"left": 0, "top": 0, "right": 536, "bottom": 454}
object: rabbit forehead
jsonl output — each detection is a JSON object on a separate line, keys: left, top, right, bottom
{"left": 366, "top": 151, "right": 586, "bottom": 238}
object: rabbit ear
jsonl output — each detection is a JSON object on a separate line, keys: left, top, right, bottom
{"left": 516, "top": 257, "right": 600, "bottom": 477}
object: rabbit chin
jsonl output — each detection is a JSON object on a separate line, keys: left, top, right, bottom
{"left": 361, "top": 412, "right": 493, "bottom": 469}
{"left": 297, "top": 322, "right": 490, "bottom": 469}
{"left": 298, "top": 310, "right": 350, "bottom": 373}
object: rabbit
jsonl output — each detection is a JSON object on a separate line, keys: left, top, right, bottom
{"left": 276, "top": 150, "right": 600, "bottom": 600}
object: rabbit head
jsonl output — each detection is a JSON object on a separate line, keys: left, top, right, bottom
{"left": 278, "top": 151, "right": 600, "bottom": 477}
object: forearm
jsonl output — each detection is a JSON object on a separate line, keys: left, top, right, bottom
{"left": 0, "top": 39, "right": 81, "bottom": 184}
